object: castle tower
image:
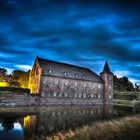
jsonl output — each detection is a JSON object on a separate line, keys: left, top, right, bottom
{"left": 100, "top": 61, "right": 113, "bottom": 105}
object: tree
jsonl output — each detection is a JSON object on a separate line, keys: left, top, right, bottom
{"left": 11, "top": 70, "right": 30, "bottom": 88}
{"left": 0, "top": 68, "right": 7, "bottom": 75}
{"left": 0, "top": 68, "right": 7, "bottom": 82}
{"left": 113, "top": 75, "right": 134, "bottom": 92}
{"left": 7, "top": 75, "right": 21, "bottom": 87}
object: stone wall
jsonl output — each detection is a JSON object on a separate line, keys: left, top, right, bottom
{"left": 28, "top": 58, "right": 42, "bottom": 94}
{"left": 0, "top": 75, "right": 104, "bottom": 106}
{"left": 39, "top": 75, "right": 104, "bottom": 105}
{"left": 100, "top": 73, "right": 113, "bottom": 105}
{"left": 0, "top": 93, "right": 36, "bottom": 106}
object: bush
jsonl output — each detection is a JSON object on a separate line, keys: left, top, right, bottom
{"left": 0, "top": 86, "right": 30, "bottom": 93}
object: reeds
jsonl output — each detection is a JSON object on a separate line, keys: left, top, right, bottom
{"left": 46, "top": 115, "right": 140, "bottom": 140}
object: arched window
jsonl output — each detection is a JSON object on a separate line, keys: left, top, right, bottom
{"left": 87, "top": 94, "right": 90, "bottom": 98}
{"left": 65, "top": 92, "right": 67, "bottom": 97}
{"left": 59, "top": 93, "right": 62, "bottom": 97}
{"left": 53, "top": 92, "right": 57, "bottom": 97}
{"left": 109, "top": 95, "right": 112, "bottom": 99}
{"left": 91, "top": 94, "right": 94, "bottom": 98}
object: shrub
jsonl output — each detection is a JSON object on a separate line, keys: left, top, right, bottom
{"left": 0, "top": 86, "right": 30, "bottom": 93}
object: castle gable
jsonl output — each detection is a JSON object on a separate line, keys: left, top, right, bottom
{"left": 37, "top": 57, "right": 103, "bottom": 83}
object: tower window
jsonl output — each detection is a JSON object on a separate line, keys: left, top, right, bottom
{"left": 109, "top": 95, "right": 112, "bottom": 99}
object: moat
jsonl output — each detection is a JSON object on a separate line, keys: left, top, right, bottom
{"left": 0, "top": 105, "right": 139, "bottom": 140}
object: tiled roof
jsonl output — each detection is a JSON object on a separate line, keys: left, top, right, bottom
{"left": 37, "top": 56, "right": 103, "bottom": 83}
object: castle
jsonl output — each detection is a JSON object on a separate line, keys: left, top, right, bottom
{"left": 28, "top": 56, "right": 113, "bottom": 105}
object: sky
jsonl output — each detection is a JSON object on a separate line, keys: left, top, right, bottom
{"left": 0, "top": 0, "right": 140, "bottom": 84}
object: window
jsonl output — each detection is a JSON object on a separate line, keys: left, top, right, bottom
{"left": 36, "top": 67, "right": 39, "bottom": 75}
{"left": 55, "top": 80, "right": 58, "bottom": 84}
{"left": 98, "top": 95, "right": 101, "bottom": 99}
{"left": 74, "top": 93, "right": 78, "bottom": 98}
{"left": 87, "top": 94, "right": 90, "bottom": 98}
{"left": 48, "top": 69, "right": 52, "bottom": 74}
{"left": 82, "top": 75, "right": 85, "bottom": 78}
{"left": 98, "top": 85, "right": 101, "bottom": 89}
{"left": 83, "top": 94, "right": 86, "bottom": 98}
{"left": 65, "top": 92, "right": 67, "bottom": 97}
{"left": 109, "top": 95, "right": 112, "bottom": 99}
{"left": 79, "top": 93, "right": 82, "bottom": 98}
{"left": 91, "top": 94, "right": 94, "bottom": 98}
{"left": 63, "top": 72, "right": 67, "bottom": 76}
{"left": 53, "top": 92, "right": 57, "bottom": 97}
{"left": 75, "top": 74, "right": 78, "bottom": 78}
{"left": 64, "top": 82, "right": 68, "bottom": 86}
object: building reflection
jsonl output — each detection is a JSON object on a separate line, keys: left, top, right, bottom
{"left": 34, "top": 106, "right": 113, "bottom": 136}
{"left": 0, "top": 105, "right": 128, "bottom": 139}
{"left": 23, "top": 115, "right": 36, "bottom": 138}
{"left": 0, "top": 117, "right": 24, "bottom": 140}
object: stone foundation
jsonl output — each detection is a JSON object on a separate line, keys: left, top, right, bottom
{"left": 0, "top": 93, "right": 103, "bottom": 106}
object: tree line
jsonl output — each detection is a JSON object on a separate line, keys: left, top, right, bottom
{"left": 113, "top": 75, "right": 135, "bottom": 92}
{"left": 0, "top": 67, "right": 30, "bottom": 88}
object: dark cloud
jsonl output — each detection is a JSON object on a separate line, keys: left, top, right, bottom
{"left": 0, "top": 0, "right": 140, "bottom": 83}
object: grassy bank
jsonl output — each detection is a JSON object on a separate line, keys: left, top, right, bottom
{"left": 45, "top": 115, "right": 140, "bottom": 140}
{"left": 113, "top": 91, "right": 140, "bottom": 109}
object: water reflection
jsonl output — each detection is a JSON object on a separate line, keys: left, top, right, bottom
{"left": 0, "top": 105, "right": 137, "bottom": 140}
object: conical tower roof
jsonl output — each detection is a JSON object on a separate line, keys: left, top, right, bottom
{"left": 100, "top": 61, "right": 113, "bottom": 74}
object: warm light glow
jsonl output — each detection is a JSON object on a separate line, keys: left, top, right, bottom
{"left": 24, "top": 116, "right": 32, "bottom": 128}
{"left": 0, "top": 82, "right": 8, "bottom": 87}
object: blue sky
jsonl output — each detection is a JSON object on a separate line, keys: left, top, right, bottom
{"left": 0, "top": 0, "right": 140, "bottom": 84}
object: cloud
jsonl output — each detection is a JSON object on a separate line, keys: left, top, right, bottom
{"left": 0, "top": 0, "right": 140, "bottom": 84}
{"left": 15, "top": 65, "right": 32, "bottom": 71}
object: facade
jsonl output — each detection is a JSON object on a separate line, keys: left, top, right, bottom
{"left": 28, "top": 56, "right": 113, "bottom": 105}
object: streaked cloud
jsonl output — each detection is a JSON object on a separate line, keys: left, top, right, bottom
{"left": 0, "top": 0, "right": 140, "bottom": 84}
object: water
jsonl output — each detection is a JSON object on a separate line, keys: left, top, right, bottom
{"left": 0, "top": 105, "right": 138, "bottom": 140}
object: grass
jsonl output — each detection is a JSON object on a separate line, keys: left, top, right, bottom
{"left": 45, "top": 115, "right": 140, "bottom": 140}
{"left": 113, "top": 99, "right": 140, "bottom": 107}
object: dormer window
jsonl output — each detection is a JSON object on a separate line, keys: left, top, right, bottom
{"left": 75, "top": 74, "right": 78, "bottom": 78}
{"left": 48, "top": 69, "right": 52, "bottom": 74}
{"left": 63, "top": 72, "right": 67, "bottom": 76}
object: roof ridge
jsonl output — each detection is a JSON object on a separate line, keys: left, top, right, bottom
{"left": 37, "top": 56, "right": 92, "bottom": 70}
